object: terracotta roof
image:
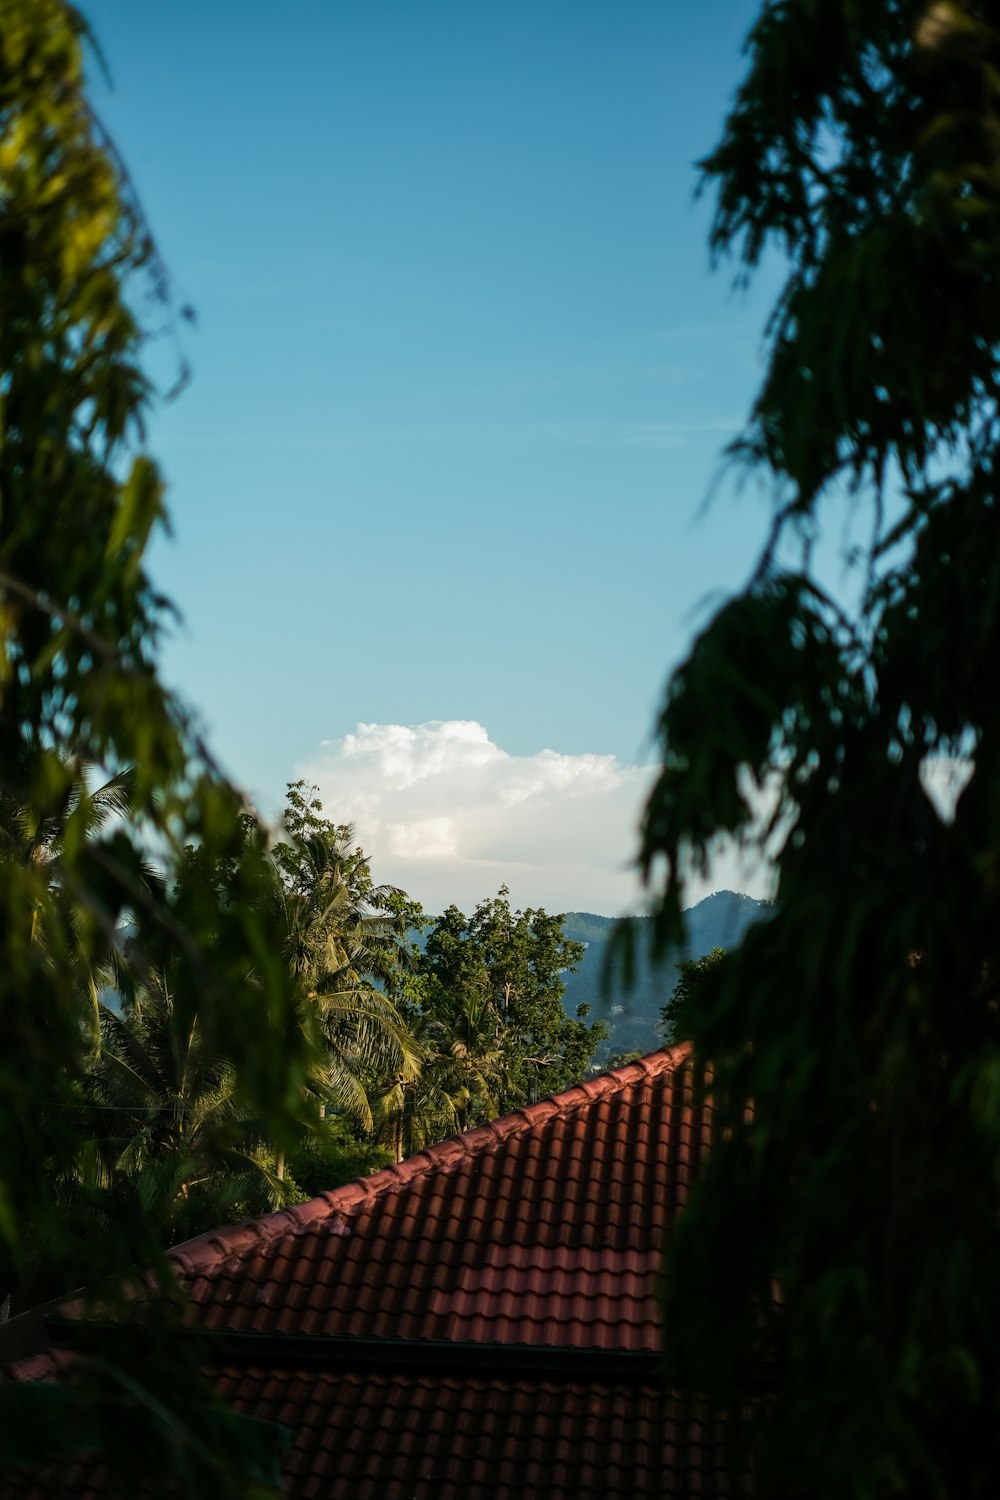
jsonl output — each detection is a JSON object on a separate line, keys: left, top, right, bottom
{"left": 175, "top": 1044, "right": 707, "bottom": 1352}
{"left": 208, "top": 1366, "right": 730, "bottom": 1500}
{"left": 4, "top": 1044, "right": 732, "bottom": 1498}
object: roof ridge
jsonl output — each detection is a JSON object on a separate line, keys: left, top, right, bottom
{"left": 169, "top": 1045, "right": 691, "bottom": 1282}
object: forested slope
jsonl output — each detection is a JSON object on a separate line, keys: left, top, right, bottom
{"left": 562, "top": 891, "right": 769, "bottom": 1063}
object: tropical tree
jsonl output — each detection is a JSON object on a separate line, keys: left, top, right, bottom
{"left": 659, "top": 946, "right": 727, "bottom": 1045}
{"left": 273, "top": 782, "right": 423, "bottom": 1130}
{"left": 637, "top": 3, "right": 1000, "bottom": 1497}
{"left": 373, "top": 970, "right": 510, "bottom": 1156}
{"left": 0, "top": 765, "right": 135, "bottom": 1041}
{"left": 283, "top": 1113, "right": 392, "bottom": 1197}
{"left": 275, "top": 782, "right": 421, "bottom": 992}
{"left": 0, "top": 4, "right": 314, "bottom": 1490}
{"left": 92, "top": 885, "right": 292, "bottom": 1249}
{"left": 373, "top": 1002, "right": 462, "bottom": 1162}
{"left": 95, "top": 995, "right": 280, "bottom": 1236}
{"left": 441, "top": 985, "right": 506, "bottom": 1130}
{"left": 421, "top": 888, "right": 605, "bottom": 1113}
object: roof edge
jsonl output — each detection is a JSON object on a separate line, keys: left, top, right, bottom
{"left": 169, "top": 1044, "right": 692, "bottom": 1279}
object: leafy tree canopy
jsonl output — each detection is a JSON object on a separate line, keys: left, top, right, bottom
{"left": 659, "top": 946, "right": 728, "bottom": 1045}
{"left": 640, "top": 4, "right": 1000, "bottom": 1497}
{"left": 421, "top": 887, "right": 606, "bottom": 1113}
{"left": 0, "top": 3, "right": 315, "bottom": 1490}
{"left": 272, "top": 781, "right": 423, "bottom": 1128}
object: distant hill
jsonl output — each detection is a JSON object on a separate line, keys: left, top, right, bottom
{"left": 561, "top": 891, "right": 770, "bottom": 1064}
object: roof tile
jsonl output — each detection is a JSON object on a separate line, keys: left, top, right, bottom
{"left": 4, "top": 1046, "right": 735, "bottom": 1498}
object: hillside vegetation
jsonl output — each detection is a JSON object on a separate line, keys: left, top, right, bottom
{"left": 562, "top": 891, "right": 770, "bottom": 1063}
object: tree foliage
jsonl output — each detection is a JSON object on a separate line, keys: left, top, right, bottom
{"left": 659, "top": 946, "right": 728, "bottom": 1045}
{"left": 641, "top": 4, "right": 1000, "bottom": 1497}
{"left": 273, "top": 781, "right": 424, "bottom": 1129}
{"left": 418, "top": 887, "right": 606, "bottom": 1117}
{"left": 0, "top": 4, "right": 315, "bottom": 1490}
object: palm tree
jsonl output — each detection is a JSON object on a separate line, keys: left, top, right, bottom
{"left": 443, "top": 987, "right": 504, "bottom": 1132}
{"left": 275, "top": 783, "right": 422, "bottom": 1131}
{"left": 374, "top": 983, "right": 505, "bottom": 1159}
{"left": 0, "top": 762, "right": 136, "bottom": 1038}
{"left": 93, "top": 958, "right": 288, "bottom": 1243}
{"left": 373, "top": 1008, "right": 460, "bottom": 1162}
{"left": 0, "top": 764, "right": 174, "bottom": 1310}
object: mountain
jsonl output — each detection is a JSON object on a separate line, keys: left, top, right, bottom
{"left": 561, "top": 890, "right": 770, "bottom": 1065}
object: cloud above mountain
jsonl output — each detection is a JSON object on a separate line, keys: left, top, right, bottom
{"left": 296, "top": 720, "right": 773, "bottom": 915}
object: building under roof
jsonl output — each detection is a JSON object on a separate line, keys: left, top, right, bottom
{"left": 4, "top": 1044, "right": 734, "bottom": 1499}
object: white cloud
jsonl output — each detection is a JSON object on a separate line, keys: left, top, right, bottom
{"left": 294, "top": 727, "right": 980, "bottom": 917}
{"left": 296, "top": 720, "right": 775, "bottom": 917}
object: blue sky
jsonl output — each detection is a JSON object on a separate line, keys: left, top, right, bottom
{"left": 88, "top": 1, "right": 787, "bottom": 913}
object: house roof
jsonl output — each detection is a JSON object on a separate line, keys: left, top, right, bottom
{"left": 4, "top": 1044, "right": 733, "bottom": 1499}
{"left": 174, "top": 1042, "right": 708, "bottom": 1352}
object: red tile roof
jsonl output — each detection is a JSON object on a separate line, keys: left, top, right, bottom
{"left": 208, "top": 1367, "right": 729, "bottom": 1500}
{"left": 4, "top": 1044, "right": 733, "bottom": 1498}
{"left": 175, "top": 1044, "right": 708, "bottom": 1354}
